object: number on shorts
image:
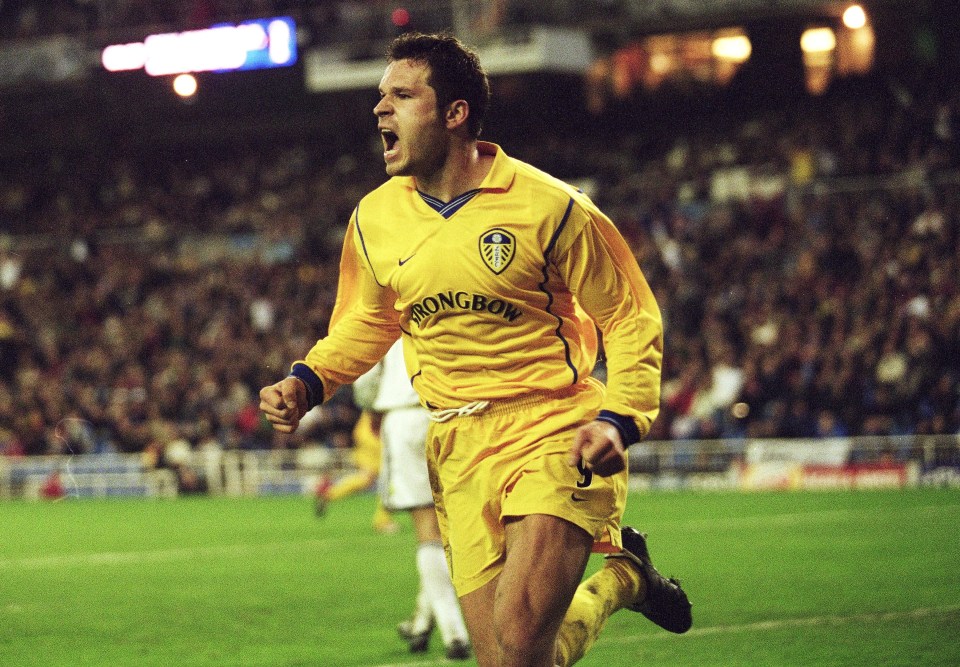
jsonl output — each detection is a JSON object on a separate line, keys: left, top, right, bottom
{"left": 576, "top": 458, "right": 593, "bottom": 488}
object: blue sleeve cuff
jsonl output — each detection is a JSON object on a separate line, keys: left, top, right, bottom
{"left": 596, "top": 410, "right": 642, "bottom": 446}
{"left": 290, "top": 363, "right": 325, "bottom": 410}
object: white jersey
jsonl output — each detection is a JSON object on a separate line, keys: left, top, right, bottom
{"left": 373, "top": 341, "right": 421, "bottom": 412}
{"left": 352, "top": 340, "right": 433, "bottom": 511}
{"left": 353, "top": 340, "right": 420, "bottom": 411}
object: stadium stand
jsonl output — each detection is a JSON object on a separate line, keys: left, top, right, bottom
{"left": 0, "top": 1, "right": 957, "bottom": 497}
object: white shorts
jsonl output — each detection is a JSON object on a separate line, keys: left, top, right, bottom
{"left": 379, "top": 406, "right": 434, "bottom": 511}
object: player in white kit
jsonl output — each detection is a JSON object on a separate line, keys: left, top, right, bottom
{"left": 353, "top": 340, "right": 471, "bottom": 660}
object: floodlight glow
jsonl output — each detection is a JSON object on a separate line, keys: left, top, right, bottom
{"left": 102, "top": 42, "right": 147, "bottom": 72}
{"left": 100, "top": 16, "right": 297, "bottom": 76}
{"left": 173, "top": 73, "right": 198, "bottom": 97}
{"left": 268, "top": 19, "right": 292, "bottom": 64}
{"left": 145, "top": 28, "right": 247, "bottom": 76}
{"left": 711, "top": 35, "right": 752, "bottom": 62}
{"left": 843, "top": 5, "right": 867, "bottom": 29}
{"left": 800, "top": 28, "right": 836, "bottom": 53}
{"left": 649, "top": 53, "right": 672, "bottom": 74}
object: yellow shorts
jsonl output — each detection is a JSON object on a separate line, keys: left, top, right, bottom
{"left": 425, "top": 377, "right": 627, "bottom": 596}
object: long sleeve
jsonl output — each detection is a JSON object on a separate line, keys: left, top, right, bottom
{"left": 291, "top": 213, "right": 401, "bottom": 407}
{"left": 553, "top": 199, "right": 663, "bottom": 440}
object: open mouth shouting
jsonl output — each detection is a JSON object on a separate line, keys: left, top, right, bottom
{"left": 380, "top": 128, "right": 399, "bottom": 161}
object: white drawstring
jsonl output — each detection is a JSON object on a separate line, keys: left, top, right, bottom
{"left": 428, "top": 400, "right": 490, "bottom": 423}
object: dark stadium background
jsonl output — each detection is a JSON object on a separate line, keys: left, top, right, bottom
{"left": 0, "top": 0, "right": 958, "bottom": 491}
{"left": 1, "top": 3, "right": 959, "bottom": 667}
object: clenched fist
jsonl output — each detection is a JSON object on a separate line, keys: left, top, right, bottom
{"left": 259, "top": 377, "right": 309, "bottom": 433}
{"left": 568, "top": 420, "right": 626, "bottom": 477}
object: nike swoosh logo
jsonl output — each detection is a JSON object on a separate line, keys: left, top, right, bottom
{"left": 570, "top": 493, "right": 588, "bottom": 502}
{"left": 398, "top": 254, "right": 416, "bottom": 266}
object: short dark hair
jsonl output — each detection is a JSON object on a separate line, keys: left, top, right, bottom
{"left": 387, "top": 32, "right": 491, "bottom": 139}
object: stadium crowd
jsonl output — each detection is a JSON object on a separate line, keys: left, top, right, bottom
{"left": 1, "top": 71, "right": 958, "bottom": 459}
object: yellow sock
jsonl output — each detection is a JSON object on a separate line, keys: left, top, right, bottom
{"left": 372, "top": 503, "right": 399, "bottom": 533}
{"left": 327, "top": 472, "right": 374, "bottom": 501}
{"left": 554, "top": 558, "right": 645, "bottom": 666}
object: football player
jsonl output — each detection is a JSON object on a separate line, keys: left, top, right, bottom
{"left": 261, "top": 32, "right": 691, "bottom": 667}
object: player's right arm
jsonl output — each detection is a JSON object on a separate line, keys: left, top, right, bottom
{"left": 259, "top": 376, "right": 308, "bottom": 433}
{"left": 261, "top": 213, "right": 400, "bottom": 432}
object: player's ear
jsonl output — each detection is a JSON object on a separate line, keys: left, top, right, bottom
{"left": 444, "top": 100, "right": 469, "bottom": 130}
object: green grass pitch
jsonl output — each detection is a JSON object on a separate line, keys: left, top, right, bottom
{"left": 1, "top": 488, "right": 958, "bottom": 666}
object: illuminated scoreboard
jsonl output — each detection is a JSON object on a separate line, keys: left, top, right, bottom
{"left": 101, "top": 16, "right": 297, "bottom": 76}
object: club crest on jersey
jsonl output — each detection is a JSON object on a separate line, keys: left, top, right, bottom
{"left": 479, "top": 228, "right": 515, "bottom": 275}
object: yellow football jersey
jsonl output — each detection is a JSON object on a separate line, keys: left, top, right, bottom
{"left": 292, "top": 142, "right": 662, "bottom": 439}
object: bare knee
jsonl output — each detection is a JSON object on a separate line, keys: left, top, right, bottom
{"left": 496, "top": 625, "right": 557, "bottom": 666}
{"left": 493, "top": 589, "right": 565, "bottom": 666}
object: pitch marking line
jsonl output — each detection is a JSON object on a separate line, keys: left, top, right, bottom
{"left": 2, "top": 503, "right": 957, "bottom": 570}
{"left": 604, "top": 603, "right": 960, "bottom": 643}
{"left": 370, "top": 604, "right": 960, "bottom": 667}
{"left": 669, "top": 502, "right": 960, "bottom": 532}
{"left": 0, "top": 536, "right": 386, "bottom": 570}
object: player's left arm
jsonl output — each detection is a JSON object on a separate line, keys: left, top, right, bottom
{"left": 555, "top": 199, "right": 664, "bottom": 475}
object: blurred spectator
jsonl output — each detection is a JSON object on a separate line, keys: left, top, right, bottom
{"left": 0, "top": 68, "right": 957, "bottom": 464}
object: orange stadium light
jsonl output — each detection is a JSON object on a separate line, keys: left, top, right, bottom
{"left": 711, "top": 35, "right": 752, "bottom": 62}
{"left": 173, "top": 73, "right": 198, "bottom": 98}
{"left": 800, "top": 27, "right": 836, "bottom": 53}
{"left": 842, "top": 5, "right": 868, "bottom": 30}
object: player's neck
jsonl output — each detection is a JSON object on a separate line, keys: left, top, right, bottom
{"left": 416, "top": 140, "right": 492, "bottom": 203}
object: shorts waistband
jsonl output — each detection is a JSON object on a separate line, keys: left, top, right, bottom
{"left": 428, "top": 380, "right": 595, "bottom": 422}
